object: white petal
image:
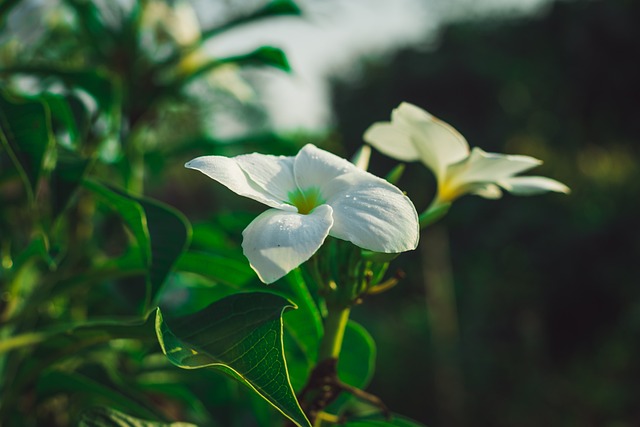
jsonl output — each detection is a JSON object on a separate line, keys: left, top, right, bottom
{"left": 394, "top": 103, "right": 469, "bottom": 177}
{"left": 324, "top": 172, "right": 419, "bottom": 253}
{"left": 446, "top": 147, "right": 541, "bottom": 190}
{"left": 498, "top": 176, "right": 570, "bottom": 195}
{"left": 185, "top": 156, "right": 295, "bottom": 211}
{"left": 236, "top": 153, "right": 296, "bottom": 203}
{"left": 470, "top": 183, "right": 503, "bottom": 199}
{"left": 363, "top": 122, "right": 420, "bottom": 162}
{"left": 241, "top": 205, "right": 334, "bottom": 284}
{"left": 293, "top": 144, "right": 358, "bottom": 195}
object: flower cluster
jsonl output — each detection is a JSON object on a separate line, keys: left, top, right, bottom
{"left": 364, "top": 102, "right": 569, "bottom": 204}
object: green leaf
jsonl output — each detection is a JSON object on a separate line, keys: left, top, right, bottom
{"left": 326, "top": 320, "right": 376, "bottom": 414}
{"left": 342, "top": 414, "right": 427, "bottom": 427}
{"left": 42, "top": 92, "right": 81, "bottom": 149}
{"left": 0, "top": 68, "right": 118, "bottom": 114}
{"left": 247, "top": 46, "right": 291, "bottom": 72}
{"left": 0, "top": 314, "right": 153, "bottom": 354}
{"left": 281, "top": 269, "right": 323, "bottom": 364}
{"left": 79, "top": 407, "right": 197, "bottom": 427}
{"left": 50, "top": 148, "right": 91, "bottom": 221}
{"left": 338, "top": 321, "right": 376, "bottom": 389}
{"left": 84, "top": 180, "right": 150, "bottom": 266}
{"left": 178, "top": 46, "right": 291, "bottom": 86}
{"left": 137, "top": 198, "right": 191, "bottom": 310}
{"left": 84, "top": 180, "right": 191, "bottom": 311}
{"left": 0, "top": 91, "right": 55, "bottom": 201}
{"left": 156, "top": 292, "right": 311, "bottom": 427}
{"left": 200, "top": 0, "right": 301, "bottom": 41}
{"left": 38, "top": 371, "right": 160, "bottom": 421}
{"left": 175, "top": 251, "right": 255, "bottom": 288}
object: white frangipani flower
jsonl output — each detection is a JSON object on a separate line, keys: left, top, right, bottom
{"left": 364, "top": 102, "right": 570, "bottom": 204}
{"left": 186, "top": 144, "right": 419, "bottom": 284}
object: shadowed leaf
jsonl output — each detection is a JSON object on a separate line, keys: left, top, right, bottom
{"left": 79, "top": 406, "right": 196, "bottom": 427}
{"left": 0, "top": 91, "right": 55, "bottom": 201}
{"left": 156, "top": 292, "right": 311, "bottom": 427}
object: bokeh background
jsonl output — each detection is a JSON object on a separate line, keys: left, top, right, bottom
{"left": 2, "top": 0, "right": 639, "bottom": 425}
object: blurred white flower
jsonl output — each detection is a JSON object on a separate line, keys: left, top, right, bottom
{"left": 364, "top": 102, "right": 569, "bottom": 204}
{"left": 186, "top": 144, "right": 419, "bottom": 283}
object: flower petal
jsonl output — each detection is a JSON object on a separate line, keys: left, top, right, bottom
{"left": 235, "top": 153, "right": 296, "bottom": 203}
{"left": 394, "top": 103, "right": 469, "bottom": 177}
{"left": 498, "top": 176, "right": 570, "bottom": 195}
{"left": 324, "top": 172, "right": 419, "bottom": 253}
{"left": 470, "top": 183, "right": 503, "bottom": 199}
{"left": 186, "top": 156, "right": 295, "bottom": 211}
{"left": 293, "top": 144, "right": 358, "bottom": 195}
{"left": 446, "top": 147, "right": 542, "bottom": 190}
{"left": 363, "top": 122, "right": 421, "bottom": 162}
{"left": 242, "top": 205, "right": 334, "bottom": 284}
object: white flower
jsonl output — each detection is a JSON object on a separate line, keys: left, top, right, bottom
{"left": 186, "top": 144, "right": 419, "bottom": 284}
{"left": 364, "top": 102, "right": 570, "bottom": 204}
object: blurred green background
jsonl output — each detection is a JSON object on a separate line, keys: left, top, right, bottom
{"left": 2, "top": 0, "right": 639, "bottom": 425}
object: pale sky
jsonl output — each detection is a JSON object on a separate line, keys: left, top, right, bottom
{"left": 197, "top": 0, "right": 554, "bottom": 131}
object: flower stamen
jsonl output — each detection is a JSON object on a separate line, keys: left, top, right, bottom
{"left": 288, "top": 187, "right": 325, "bottom": 215}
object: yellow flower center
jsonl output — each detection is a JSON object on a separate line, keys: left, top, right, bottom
{"left": 288, "top": 187, "right": 325, "bottom": 215}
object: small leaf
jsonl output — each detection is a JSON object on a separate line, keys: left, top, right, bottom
{"left": 79, "top": 406, "right": 196, "bottom": 427}
{"left": 261, "top": 0, "right": 302, "bottom": 16}
{"left": 156, "top": 292, "right": 311, "bottom": 427}
{"left": 248, "top": 46, "right": 291, "bottom": 72}
{"left": 0, "top": 91, "right": 55, "bottom": 201}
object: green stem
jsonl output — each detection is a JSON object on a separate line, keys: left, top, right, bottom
{"left": 419, "top": 200, "right": 451, "bottom": 228}
{"left": 318, "top": 305, "right": 351, "bottom": 361}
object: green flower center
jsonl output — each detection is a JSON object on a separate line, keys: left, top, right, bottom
{"left": 288, "top": 187, "right": 325, "bottom": 215}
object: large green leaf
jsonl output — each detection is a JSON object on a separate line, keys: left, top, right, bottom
{"left": 79, "top": 406, "right": 196, "bottom": 427}
{"left": 84, "top": 180, "right": 191, "bottom": 311}
{"left": 0, "top": 91, "right": 55, "bottom": 201}
{"left": 155, "top": 292, "right": 311, "bottom": 427}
